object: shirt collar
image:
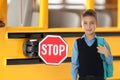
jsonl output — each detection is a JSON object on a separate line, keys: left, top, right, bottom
{"left": 81, "top": 34, "right": 97, "bottom": 40}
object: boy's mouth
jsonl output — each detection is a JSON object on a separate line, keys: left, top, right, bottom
{"left": 86, "top": 29, "right": 92, "bottom": 32}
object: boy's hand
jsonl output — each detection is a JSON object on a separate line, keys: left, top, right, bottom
{"left": 97, "top": 45, "right": 110, "bottom": 58}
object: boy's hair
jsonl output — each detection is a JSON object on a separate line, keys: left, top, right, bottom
{"left": 81, "top": 9, "right": 97, "bottom": 21}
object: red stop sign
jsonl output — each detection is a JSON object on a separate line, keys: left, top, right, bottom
{"left": 38, "top": 35, "right": 68, "bottom": 65}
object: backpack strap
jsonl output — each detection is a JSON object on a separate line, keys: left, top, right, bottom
{"left": 97, "top": 37, "right": 105, "bottom": 60}
{"left": 97, "top": 37, "right": 104, "bottom": 46}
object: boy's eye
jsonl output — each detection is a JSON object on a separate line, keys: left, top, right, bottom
{"left": 84, "top": 22, "right": 87, "bottom": 24}
{"left": 90, "top": 22, "right": 95, "bottom": 25}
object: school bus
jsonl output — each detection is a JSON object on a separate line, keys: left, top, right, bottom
{"left": 0, "top": 0, "right": 120, "bottom": 80}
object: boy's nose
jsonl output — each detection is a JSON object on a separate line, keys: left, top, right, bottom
{"left": 87, "top": 24, "right": 91, "bottom": 28}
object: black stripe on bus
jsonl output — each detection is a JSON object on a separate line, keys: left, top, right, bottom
{"left": 8, "top": 32, "right": 120, "bottom": 39}
{"left": 7, "top": 56, "right": 120, "bottom": 65}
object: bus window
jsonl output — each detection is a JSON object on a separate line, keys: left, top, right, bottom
{"left": 95, "top": 0, "right": 117, "bottom": 27}
{"left": 48, "top": 0, "right": 85, "bottom": 28}
{"left": 48, "top": 0, "right": 117, "bottom": 28}
{"left": 7, "top": 0, "right": 40, "bottom": 27}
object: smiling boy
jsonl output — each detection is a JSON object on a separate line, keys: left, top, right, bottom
{"left": 71, "top": 9, "right": 113, "bottom": 80}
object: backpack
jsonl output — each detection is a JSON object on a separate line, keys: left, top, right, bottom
{"left": 97, "top": 37, "right": 113, "bottom": 79}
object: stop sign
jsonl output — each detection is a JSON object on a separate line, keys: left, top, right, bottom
{"left": 38, "top": 35, "right": 68, "bottom": 65}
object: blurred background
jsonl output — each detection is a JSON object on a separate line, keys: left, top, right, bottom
{"left": 7, "top": 0, "right": 117, "bottom": 28}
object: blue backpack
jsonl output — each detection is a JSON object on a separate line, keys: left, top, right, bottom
{"left": 97, "top": 37, "right": 113, "bottom": 79}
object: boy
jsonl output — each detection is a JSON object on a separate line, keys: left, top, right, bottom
{"left": 71, "top": 9, "right": 113, "bottom": 80}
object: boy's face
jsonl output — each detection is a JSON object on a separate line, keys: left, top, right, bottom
{"left": 81, "top": 16, "right": 97, "bottom": 36}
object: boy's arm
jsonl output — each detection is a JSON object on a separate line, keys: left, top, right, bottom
{"left": 97, "top": 39, "right": 113, "bottom": 64}
{"left": 71, "top": 40, "right": 79, "bottom": 80}
{"left": 104, "top": 40, "right": 113, "bottom": 64}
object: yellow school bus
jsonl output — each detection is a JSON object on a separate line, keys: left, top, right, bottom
{"left": 0, "top": 0, "right": 120, "bottom": 80}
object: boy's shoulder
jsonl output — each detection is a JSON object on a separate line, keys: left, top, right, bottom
{"left": 76, "top": 37, "right": 81, "bottom": 40}
{"left": 76, "top": 37, "right": 83, "bottom": 42}
{"left": 76, "top": 37, "right": 85, "bottom": 40}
